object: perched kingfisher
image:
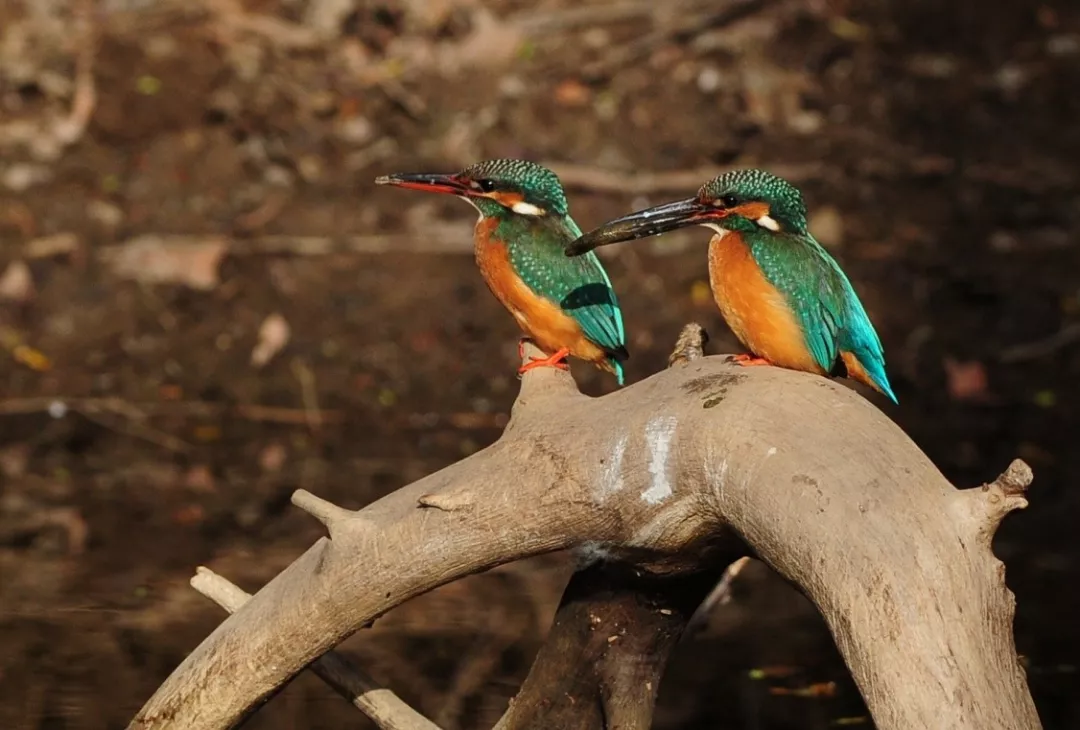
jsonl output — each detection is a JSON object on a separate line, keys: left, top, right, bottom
{"left": 566, "top": 169, "right": 896, "bottom": 402}
{"left": 376, "top": 159, "right": 628, "bottom": 384}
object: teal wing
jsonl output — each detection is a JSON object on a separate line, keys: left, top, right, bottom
{"left": 749, "top": 232, "right": 842, "bottom": 372}
{"left": 829, "top": 267, "right": 896, "bottom": 402}
{"left": 751, "top": 231, "right": 895, "bottom": 401}
{"left": 507, "top": 216, "right": 628, "bottom": 362}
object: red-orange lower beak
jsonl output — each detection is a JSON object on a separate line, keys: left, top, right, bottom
{"left": 374, "top": 172, "right": 469, "bottom": 195}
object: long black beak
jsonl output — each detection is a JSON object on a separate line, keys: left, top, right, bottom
{"left": 565, "top": 197, "right": 716, "bottom": 256}
{"left": 374, "top": 172, "right": 469, "bottom": 195}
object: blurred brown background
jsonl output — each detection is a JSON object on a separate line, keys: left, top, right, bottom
{"left": 1, "top": 0, "right": 1078, "bottom": 728}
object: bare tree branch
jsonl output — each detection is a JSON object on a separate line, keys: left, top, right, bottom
{"left": 684, "top": 555, "right": 752, "bottom": 639}
{"left": 190, "top": 567, "right": 439, "bottom": 730}
{"left": 493, "top": 559, "right": 739, "bottom": 730}
{"left": 668, "top": 321, "right": 709, "bottom": 366}
{"left": 129, "top": 331, "right": 1040, "bottom": 730}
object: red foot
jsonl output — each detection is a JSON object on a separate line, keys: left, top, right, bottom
{"left": 519, "top": 347, "right": 571, "bottom": 375}
{"left": 729, "top": 353, "right": 772, "bottom": 367}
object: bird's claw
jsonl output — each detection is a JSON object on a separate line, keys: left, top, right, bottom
{"left": 729, "top": 353, "right": 771, "bottom": 367}
{"left": 518, "top": 347, "right": 571, "bottom": 375}
{"left": 517, "top": 337, "right": 535, "bottom": 361}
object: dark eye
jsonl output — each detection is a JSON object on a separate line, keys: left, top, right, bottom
{"left": 475, "top": 179, "right": 496, "bottom": 192}
{"left": 720, "top": 193, "right": 739, "bottom": 208}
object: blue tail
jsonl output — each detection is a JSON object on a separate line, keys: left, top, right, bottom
{"left": 610, "top": 358, "right": 626, "bottom": 387}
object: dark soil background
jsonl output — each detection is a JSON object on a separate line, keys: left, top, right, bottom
{"left": 1, "top": 1, "right": 1078, "bottom": 728}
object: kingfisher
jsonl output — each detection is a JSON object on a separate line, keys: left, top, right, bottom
{"left": 376, "top": 159, "right": 628, "bottom": 384}
{"left": 565, "top": 169, "right": 896, "bottom": 403}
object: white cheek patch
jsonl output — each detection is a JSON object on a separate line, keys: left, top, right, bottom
{"left": 755, "top": 214, "right": 781, "bottom": 232}
{"left": 511, "top": 201, "right": 545, "bottom": 216}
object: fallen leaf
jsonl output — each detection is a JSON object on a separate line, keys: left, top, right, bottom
{"left": 554, "top": 79, "right": 591, "bottom": 107}
{"left": 173, "top": 504, "right": 205, "bottom": 526}
{"left": 0, "top": 260, "right": 34, "bottom": 302}
{"left": 829, "top": 17, "right": 870, "bottom": 41}
{"left": 24, "top": 232, "right": 79, "bottom": 259}
{"left": 943, "top": 357, "right": 988, "bottom": 401}
{"left": 251, "top": 313, "right": 291, "bottom": 367}
{"left": 193, "top": 425, "right": 221, "bottom": 442}
{"left": 12, "top": 344, "right": 51, "bottom": 371}
{"left": 768, "top": 681, "right": 837, "bottom": 698}
{"left": 100, "top": 235, "right": 227, "bottom": 290}
{"left": 0, "top": 443, "right": 30, "bottom": 478}
{"left": 258, "top": 442, "right": 287, "bottom": 473}
{"left": 748, "top": 665, "right": 801, "bottom": 680}
{"left": 158, "top": 384, "right": 183, "bottom": 400}
{"left": 184, "top": 465, "right": 216, "bottom": 493}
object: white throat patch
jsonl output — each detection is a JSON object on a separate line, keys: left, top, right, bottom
{"left": 700, "top": 222, "right": 730, "bottom": 238}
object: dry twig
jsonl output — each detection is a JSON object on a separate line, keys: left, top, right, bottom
{"left": 668, "top": 322, "right": 709, "bottom": 366}
{"left": 579, "top": 0, "right": 767, "bottom": 79}
{"left": 511, "top": 1, "right": 665, "bottom": 34}
{"left": 999, "top": 323, "right": 1080, "bottom": 363}
{"left": 0, "top": 397, "right": 345, "bottom": 426}
{"left": 683, "top": 555, "right": 752, "bottom": 638}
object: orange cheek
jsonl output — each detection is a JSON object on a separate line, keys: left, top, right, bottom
{"left": 489, "top": 191, "right": 525, "bottom": 207}
{"left": 729, "top": 201, "right": 771, "bottom": 220}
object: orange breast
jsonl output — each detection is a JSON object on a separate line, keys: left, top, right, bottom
{"left": 708, "top": 232, "right": 823, "bottom": 374}
{"left": 474, "top": 219, "right": 608, "bottom": 365}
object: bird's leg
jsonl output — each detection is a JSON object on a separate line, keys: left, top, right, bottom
{"left": 519, "top": 347, "right": 571, "bottom": 375}
{"left": 729, "top": 353, "right": 772, "bottom": 367}
{"left": 517, "top": 337, "right": 535, "bottom": 361}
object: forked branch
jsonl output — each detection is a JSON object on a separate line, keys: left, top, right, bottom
{"left": 190, "top": 567, "right": 439, "bottom": 730}
{"left": 130, "top": 325, "right": 1040, "bottom": 730}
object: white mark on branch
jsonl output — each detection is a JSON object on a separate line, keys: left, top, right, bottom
{"left": 766, "top": 447, "right": 777, "bottom": 457}
{"left": 641, "top": 416, "right": 678, "bottom": 504}
{"left": 597, "top": 433, "right": 628, "bottom": 502}
{"left": 575, "top": 541, "right": 615, "bottom": 567}
{"left": 714, "top": 458, "right": 729, "bottom": 502}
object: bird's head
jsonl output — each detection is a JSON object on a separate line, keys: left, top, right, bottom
{"left": 566, "top": 169, "right": 809, "bottom": 256}
{"left": 376, "top": 159, "right": 569, "bottom": 219}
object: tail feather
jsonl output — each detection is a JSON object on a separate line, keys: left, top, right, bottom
{"left": 595, "top": 355, "right": 626, "bottom": 386}
{"left": 612, "top": 359, "right": 625, "bottom": 386}
{"left": 841, "top": 351, "right": 897, "bottom": 404}
{"left": 605, "top": 357, "right": 625, "bottom": 386}
{"left": 601, "top": 344, "right": 628, "bottom": 387}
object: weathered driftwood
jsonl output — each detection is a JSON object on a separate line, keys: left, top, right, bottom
{"left": 130, "top": 325, "right": 1040, "bottom": 730}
